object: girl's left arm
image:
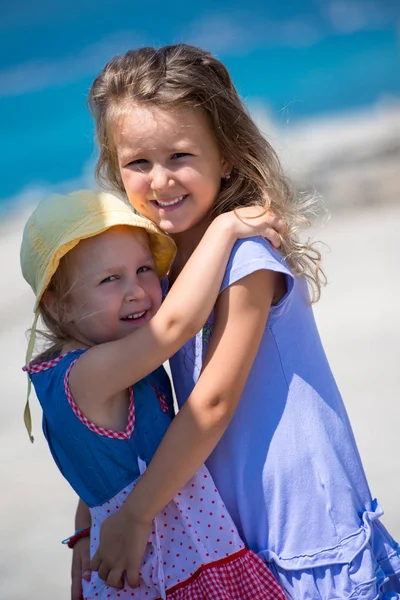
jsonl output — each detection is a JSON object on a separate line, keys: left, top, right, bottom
{"left": 91, "top": 268, "right": 277, "bottom": 588}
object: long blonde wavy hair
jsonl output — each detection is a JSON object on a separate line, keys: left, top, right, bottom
{"left": 88, "top": 44, "right": 326, "bottom": 301}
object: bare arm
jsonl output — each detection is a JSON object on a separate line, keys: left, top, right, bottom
{"left": 121, "top": 269, "right": 276, "bottom": 520}
{"left": 71, "top": 499, "right": 92, "bottom": 600}
{"left": 91, "top": 269, "right": 277, "bottom": 586}
{"left": 70, "top": 209, "right": 283, "bottom": 406}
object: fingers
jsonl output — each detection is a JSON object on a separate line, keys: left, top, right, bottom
{"left": 96, "top": 559, "right": 112, "bottom": 584}
{"left": 262, "top": 210, "right": 287, "bottom": 238}
{"left": 126, "top": 563, "right": 141, "bottom": 589}
{"left": 263, "top": 228, "right": 282, "bottom": 249}
{"left": 71, "top": 575, "right": 83, "bottom": 600}
{"left": 90, "top": 549, "right": 101, "bottom": 573}
{"left": 106, "top": 568, "right": 126, "bottom": 590}
{"left": 234, "top": 206, "right": 288, "bottom": 242}
{"left": 71, "top": 554, "right": 83, "bottom": 600}
{"left": 81, "top": 554, "right": 91, "bottom": 582}
{"left": 91, "top": 553, "right": 125, "bottom": 589}
{"left": 273, "top": 217, "right": 288, "bottom": 236}
{"left": 260, "top": 212, "right": 287, "bottom": 248}
{"left": 71, "top": 541, "right": 90, "bottom": 600}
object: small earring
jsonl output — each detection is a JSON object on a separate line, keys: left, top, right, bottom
{"left": 224, "top": 172, "right": 231, "bottom": 180}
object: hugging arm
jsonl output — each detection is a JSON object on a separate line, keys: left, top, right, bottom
{"left": 91, "top": 268, "right": 277, "bottom": 587}
{"left": 69, "top": 209, "right": 284, "bottom": 409}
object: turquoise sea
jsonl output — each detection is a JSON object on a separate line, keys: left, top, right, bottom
{"left": 1, "top": 0, "right": 399, "bottom": 214}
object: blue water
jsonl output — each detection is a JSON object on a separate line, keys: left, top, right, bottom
{"left": 1, "top": 0, "right": 400, "bottom": 211}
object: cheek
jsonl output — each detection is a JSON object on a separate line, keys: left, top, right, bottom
{"left": 150, "top": 280, "right": 163, "bottom": 312}
{"left": 189, "top": 166, "right": 221, "bottom": 197}
{"left": 121, "top": 171, "right": 147, "bottom": 205}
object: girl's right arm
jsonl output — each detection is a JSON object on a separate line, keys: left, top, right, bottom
{"left": 71, "top": 499, "right": 92, "bottom": 600}
{"left": 69, "top": 209, "right": 284, "bottom": 406}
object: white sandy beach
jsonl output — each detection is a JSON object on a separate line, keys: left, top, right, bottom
{"left": 1, "top": 202, "right": 399, "bottom": 600}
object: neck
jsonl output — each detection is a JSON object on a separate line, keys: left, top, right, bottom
{"left": 62, "top": 335, "right": 91, "bottom": 355}
{"left": 171, "top": 215, "right": 212, "bottom": 266}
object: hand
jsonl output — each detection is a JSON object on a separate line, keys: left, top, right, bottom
{"left": 71, "top": 536, "right": 91, "bottom": 600}
{"left": 90, "top": 507, "right": 151, "bottom": 589}
{"left": 222, "top": 206, "right": 287, "bottom": 248}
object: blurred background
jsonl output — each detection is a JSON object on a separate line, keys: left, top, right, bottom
{"left": 1, "top": 1, "right": 399, "bottom": 598}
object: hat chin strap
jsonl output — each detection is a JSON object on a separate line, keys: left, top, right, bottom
{"left": 24, "top": 310, "right": 39, "bottom": 443}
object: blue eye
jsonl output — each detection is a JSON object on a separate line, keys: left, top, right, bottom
{"left": 127, "top": 158, "right": 148, "bottom": 168}
{"left": 171, "top": 152, "right": 190, "bottom": 160}
{"left": 100, "top": 275, "right": 118, "bottom": 284}
{"left": 137, "top": 265, "right": 152, "bottom": 274}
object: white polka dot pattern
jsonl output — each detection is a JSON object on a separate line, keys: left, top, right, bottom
{"left": 83, "top": 465, "right": 286, "bottom": 599}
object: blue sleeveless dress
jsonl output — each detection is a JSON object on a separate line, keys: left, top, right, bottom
{"left": 26, "top": 349, "right": 286, "bottom": 600}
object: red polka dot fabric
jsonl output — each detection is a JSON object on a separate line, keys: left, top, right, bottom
{"left": 84, "top": 465, "right": 286, "bottom": 599}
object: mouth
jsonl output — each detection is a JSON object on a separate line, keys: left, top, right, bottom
{"left": 121, "top": 310, "right": 148, "bottom": 322}
{"left": 151, "top": 195, "right": 188, "bottom": 210}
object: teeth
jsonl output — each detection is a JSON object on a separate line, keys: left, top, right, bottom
{"left": 125, "top": 311, "right": 145, "bottom": 320}
{"left": 156, "top": 195, "right": 185, "bottom": 207}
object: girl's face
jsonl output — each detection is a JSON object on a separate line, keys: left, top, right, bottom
{"left": 114, "top": 105, "right": 228, "bottom": 235}
{"left": 56, "top": 226, "right": 162, "bottom": 347}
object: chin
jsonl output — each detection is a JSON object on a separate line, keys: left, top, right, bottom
{"left": 155, "top": 220, "right": 184, "bottom": 235}
{"left": 162, "top": 214, "right": 206, "bottom": 235}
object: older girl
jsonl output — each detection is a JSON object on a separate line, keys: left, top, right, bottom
{"left": 80, "top": 45, "right": 400, "bottom": 599}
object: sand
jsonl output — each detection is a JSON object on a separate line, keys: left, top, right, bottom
{"left": 1, "top": 204, "right": 399, "bottom": 599}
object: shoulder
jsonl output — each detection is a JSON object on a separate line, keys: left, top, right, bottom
{"left": 221, "top": 237, "right": 295, "bottom": 295}
{"left": 25, "top": 349, "right": 86, "bottom": 399}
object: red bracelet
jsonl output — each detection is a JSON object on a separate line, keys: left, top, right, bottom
{"left": 61, "top": 527, "right": 91, "bottom": 549}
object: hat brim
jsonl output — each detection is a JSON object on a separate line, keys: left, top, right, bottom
{"left": 34, "top": 210, "right": 176, "bottom": 311}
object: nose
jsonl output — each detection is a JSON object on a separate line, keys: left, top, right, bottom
{"left": 124, "top": 279, "right": 146, "bottom": 303}
{"left": 149, "top": 163, "right": 174, "bottom": 194}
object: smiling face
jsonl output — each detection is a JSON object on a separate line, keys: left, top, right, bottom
{"left": 114, "top": 105, "right": 228, "bottom": 236}
{"left": 50, "top": 226, "right": 163, "bottom": 347}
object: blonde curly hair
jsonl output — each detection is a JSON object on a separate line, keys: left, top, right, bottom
{"left": 88, "top": 43, "right": 326, "bottom": 301}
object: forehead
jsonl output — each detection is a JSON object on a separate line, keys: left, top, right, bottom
{"left": 113, "top": 104, "right": 213, "bottom": 152}
{"left": 69, "top": 226, "right": 152, "bottom": 268}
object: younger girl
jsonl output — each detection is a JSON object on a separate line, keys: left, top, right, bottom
{"left": 21, "top": 190, "right": 286, "bottom": 600}
{"left": 84, "top": 44, "right": 400, "bottom": 599}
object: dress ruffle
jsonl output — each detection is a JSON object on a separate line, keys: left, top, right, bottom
{"left": 164, "top": 549, "right": 285, "bottom": 599}
{"left": 264, "top": 503, "right": 400, "bottom": 599}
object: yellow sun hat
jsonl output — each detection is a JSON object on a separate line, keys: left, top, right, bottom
{"left": 20, "top": 189, "right": 176, "bottom": 442}
{"left": 21, "top": 189, "right": 176, "bottom": 311}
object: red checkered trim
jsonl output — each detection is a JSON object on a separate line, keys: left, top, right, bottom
{"left": 64, "top": 356, "right": 135, "bottom": 440}
{"left": 24, "top": 350, "right": 136, "bottom": 440}
{"left": 23, "top": 351, "right": 79, "bottom": 374}
{"left": 164, "top": 548, "right": 286, "bottom": 599}
{"left": 151, "top": 381, "right": 170, "bottom": 413}
{"left": 64, "top": 359, "right": 135, "bottom": 440}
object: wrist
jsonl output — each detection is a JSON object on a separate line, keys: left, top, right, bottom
{"left": 75, "top": 518, "right": 91, "bottom": 530}
{"left": 62, "top": 527, "right": 91, "bottom": 549}
{"left": 210, "top": 213, "right": 237, "bottom": 242}
{"left": 122, "top": 490, "right": 155, "bottom": 525}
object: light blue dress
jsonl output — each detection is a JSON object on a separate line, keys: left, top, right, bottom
{"left": 169, "top": 238, "right": 400, "bottom": 599}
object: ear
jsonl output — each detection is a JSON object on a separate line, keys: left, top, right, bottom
{"left": 220, "top": 157, "right": 232, "bottom": 179}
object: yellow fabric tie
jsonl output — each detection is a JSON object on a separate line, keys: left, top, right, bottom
{"left": 23, "top": 311, "right": 39, "bottom": 443}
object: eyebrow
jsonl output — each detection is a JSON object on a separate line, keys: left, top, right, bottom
{"left": 95, "top": 254, "right": 155, "bottom": 277}
{"left": 118, "top": 139, "right": 196, "bottom": 162}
